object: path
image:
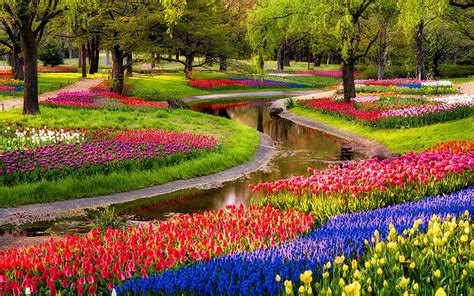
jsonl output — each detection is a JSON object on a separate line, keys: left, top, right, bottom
{"left": 457, "top": 81, "right": 474, "bottom": 94}
{"left": 0, "top": 77, "right": 104, "bottom": 111}
{"left": 181, "top": 89, "right": 326, "bottom": 103}
{"left": 0, "top": 134, "right": 276, "bottom": 226}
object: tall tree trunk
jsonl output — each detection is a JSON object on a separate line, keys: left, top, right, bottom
{"left": 88, "top": 36, "right": 100, "bottom": 74}
{"left": 432, "top": 54, "right": 441, "bottom": 78}
{"left": 176, "top": 52, "right": 180, "bottom": 61}
{"left": 376, "top": 30, "right": 389, "bottom": 80}
{"left": 283, "top": 50, "right": 291, "bottom": 67}
{"left": 105, "top": 50, "right": 110, "bottom": 66}
{"left": 20, "top": 28, "right": 39, "bottom": 115}
{"left": 184, "top": 54, "right": 194, "bottom": 79}
{"left": 151, "top": 52, "right": 156, "bottom": 69}
{"left": 78, "top": 46, "right": 83, "bottom": 68}
{"left": 277, "top": 45, "right": 284, "bottom": 72}
{"left": 257, "top": 53, "right": 265, "bottom": 73}
{"left": 68, "top": 42, "right": 73, "bottom": 59}
{"left": 342, "top": 57, "right": 356, "bottom": 102}
{"left": 111, "top": 46, "right": 125, "bottom": 94}
{"left": 126, "top": 53, "right": 133, "bottom": 77}
{"left": 219, "top": 56, "right": 227, "bottom": 71}
{"left": 10, "top": 46, "right": 24, "bottom": 80}
{"left": 81, "top": 43, "right": 87, "bottom": 78}
{"left": 314, "top": 53, "right": 322, "bottom": 67}
{"left": 415, "top": 21, "right": 427, "bottom": 80}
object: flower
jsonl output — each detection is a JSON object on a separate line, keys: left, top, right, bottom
{"left": 434, "top": 270, "right": 441, "bottom": 278}
{"left": 275, "top": 275, "right": 281, "bottom": 282}
{"left": 435, "top": 287, "right": 447, "bottom": 296}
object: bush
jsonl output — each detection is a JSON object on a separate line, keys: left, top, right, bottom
{"left": 38, "top": 42, "right": 64, "bottom": 67}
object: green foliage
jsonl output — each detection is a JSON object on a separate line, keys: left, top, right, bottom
{"left": 90, "top": 207, "right": 126, "bottom": 231}
{"left": 39, "top": 42, "right": 65, "bottom": 67}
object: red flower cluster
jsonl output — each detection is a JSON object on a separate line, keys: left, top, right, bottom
{"left": 38, "top": 66, "right": 78, "bottom": 73}
{"left": 0, "top": 70, "right": 13, "bottom": 77}
{"left": 190, "top": 101, "right": 270, "bottom": 111}
{"left": 113, "top": 129, "right": 218, "bottom": 150}
{"left": 0, "top": 205, "right": 313, "bottom": 295}
{"left": 251, "top": 140, "right": 473, "bottom": 198}
{"left": 301, "top": 98, "right": 382, "bottom": 122}
{"left": 89, "top": 82, "right": 133, "bottom": 93}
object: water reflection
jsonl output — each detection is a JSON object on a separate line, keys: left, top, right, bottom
{"left": 122, "top": 101, "right": 344, "bottom": 220}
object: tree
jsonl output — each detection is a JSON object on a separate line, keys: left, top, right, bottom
{"left": 0, "top": 19, "right": 24, "bottom": 80}
{"left": 449, "top": 0, "right": 474, "bottom": 9}
{"left": 1, "top": 0, "right": 66, "bottom": 115}
{"left": 310, "top": 0, "right": 380, "bottom": 100}
{"left": 157, "top": 0, "right": 232, "bottom": 79}
{"left": 397, "top": 0, "right": 448, "bottom": 80}
{"left": 39, "top": 41, "right": 65, "bottom": 66}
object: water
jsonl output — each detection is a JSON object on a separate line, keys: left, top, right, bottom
{"left": 118, "top": 101, "right": 348, "bottom": 220}
{"left": 0, "top": 100, "right": 352, "bottom": 244}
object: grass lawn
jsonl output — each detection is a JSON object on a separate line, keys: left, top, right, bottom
{"left": 291, "top": 106, "right": 473, "bottom": 153}
{"left": 450, "top": 76, "right": 474, "bottom": 84}
{"left": 0, "top": 106, "right": 259, "bottom": 208}
{"left": 129, "top": 72, "right": 339, "bottom": 101}
{"left": 0, "top": 73, "right": 82, "bottom": 101}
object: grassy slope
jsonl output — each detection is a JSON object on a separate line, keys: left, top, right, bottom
{"left": 291, "top": 107, "right": 473, "bottom": 153}
{"left": 129, "top": 72, "right": 339, "bottom": 101}
{"left": 0, "top": 107, "right": 259, "bottom": 208}
{"left": 0, "top": 73, "right": 82, "bottom": 101}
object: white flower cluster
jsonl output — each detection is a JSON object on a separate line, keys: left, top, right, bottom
{"left": 1, "top": 126, "right": 86, "bottom": 151}
{"left": 421, "top": 80, "right": 453, "bottom": 87}
{"left": 429, "top": 94, "right": 474, "bottom": 105}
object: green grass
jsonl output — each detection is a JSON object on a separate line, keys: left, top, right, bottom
{"left": 291, "top": 106, "right": 473, "bottom": 153}
{"left": 450, "top": 77, "right": 474, "bottom": 84}
{"left": 0, "top": 73, "right": 82, "bottom": 101}
{"left": 184, "top": 96, "right": 287, "bottom": 107}
{"left": 0, "top": 106, "right": 259, "bottom": 208}
{"left": 129, "top": 72, "right": 338, "bottom": 101}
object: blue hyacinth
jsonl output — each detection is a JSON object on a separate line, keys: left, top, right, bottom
{"left": 116, "top": 187, "right": 474, "bottom": 296}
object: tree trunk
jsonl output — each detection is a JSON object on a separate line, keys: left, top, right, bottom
{"left": 326, "top": 53, "right": 332, "bottom": 66}
{"left": 68, "top": 42, "right": 73, "bottom": 59}
{"left": 277, "top": 45, "right": 284, "bottom": 72}
{"left": 81, "top": 43, "right": 87, "bottom": 78}
{"left": 111, "top": 46, "right": 125, "bottom": 94}
{"left": 415, "top": 21, "right": 427, "bottom": 80}
{"left": 376, "top": 30, "right": 389, "bottom": 80}
{"left": 105, "top": 50, "right": 110, "bottom": 66}
{"left": 314, "top": 54, "right": 322, "bottom": 67}
{"left": 432, "top": 54, "right": 441, "bottom": 78}
{"left": 176, "top": 52, "right": 180, "bottom": 61}
{"left": 126, "top": 53, "right": 133, "bottom": 77}
{"left": 283, "top": 50, "right": 290, "bottom": 67}
{"left": 88, "top": 36, "right": 100, "bottom": 74}
{"left": 78, "top": 46, "right": 83, "bottom": 68}
{"left": 10, "top": 50, "right": 24, "bottom": 80}
{"left": 342, "top": 58, "right": 356, "bottom": 101}
{"left": 257, "top": 53, "right": 265, "bottom": 73}
{"left": 184, "top": 54, "right": 194, "bottom": 79}
{"left": 219, "top": 56, "right": 227, "bottom": 71}
{"left": 20, "top": 28, "right": 39, "bottom": 115}
{"left": 151, "top": 52, "right": 156, "bottom": 69}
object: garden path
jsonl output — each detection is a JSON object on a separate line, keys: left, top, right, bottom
{"left": 457, "top": 82, "right": 474, "bottom": 94}
{"left": 0, "top": 77, "right": 104, "bottom": 111}
{"left": 181, "top": 89, "right": 329, "bottom": 103}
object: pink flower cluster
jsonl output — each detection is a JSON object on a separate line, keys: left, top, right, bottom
{"left": 0, "top": 86, "right": 17, "bottom": 91}
{"left": 350, "top": 96, "right": 380, "bottom": 103}
{"left": 380, "top": 102, "right": 474, "bottom": 118}
{"left": 250, "top": 140, "right": 473, "bottom": 198}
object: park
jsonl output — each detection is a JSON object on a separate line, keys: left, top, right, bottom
{"left": 0, "top": 0, "right": 473, "bottom": 295}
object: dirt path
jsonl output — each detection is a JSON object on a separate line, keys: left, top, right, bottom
{"left": 457, "top": 82, "right": 474, "bottom": 94}
{"left": 0, "top": 77, "right": 104, "bottom": 111}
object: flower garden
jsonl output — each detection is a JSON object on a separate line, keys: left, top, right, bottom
{"left": 300, "top": 91, "right": 473, "bottom": 128}
{"left": 0, "top": 126, "right": 218, "bottom": 186}
{"left": 0, "top": 139, "right": 472, "bottom": 295}
{"left": 188, "top": 78, "right": 307, "bottom": 90}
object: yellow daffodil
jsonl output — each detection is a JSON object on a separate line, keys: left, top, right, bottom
{"left": 399, "top": 277, "right": 410, "bottom": 288}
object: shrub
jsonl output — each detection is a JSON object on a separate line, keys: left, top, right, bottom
{"left": 38, "top": 42, "right": 65, "bottom": 67}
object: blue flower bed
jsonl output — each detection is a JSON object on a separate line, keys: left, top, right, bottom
{"left": 116, "top": 187, "right": 474, "bottom": 296}
{"left": 396, "top": 83, "right": 422, "bottom": 89}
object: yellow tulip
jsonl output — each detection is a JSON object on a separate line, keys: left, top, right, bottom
{"left": 298, "top": 286, "right": 305, "bottom": 294}
{"left": 364, "top": 262, "right": 371, "bottom": 268}
{"left": 377, "top": 268, "right": 383, "bottom": 275}
{"left": 275, "top": 274, "right": 281, "bottom": 282}
{"left": 450, "top": 257, "right": 457, "bottom": 264}
{"left": 434, "top": 269, "right": 441, "bottom": 278}
{"left": 435, "top": 287, "right": 447, "bottom": 296}
{"left": 343, "top": 264, "right": 349, "bottom": 271}
{"left": 409, "top": 262, "right": 416, "bottom": 269}
{"left": 399, "top": 255, "right": 405, "bottom": 263}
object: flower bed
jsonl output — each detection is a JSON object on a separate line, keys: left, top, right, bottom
{"left": 0, "top": 126, "right": 87, "bottom": 151}
{"left": 115, "top": 188, "right": 474, "bottom": 295}
{"left": 0, "top": 205, "right": 314, "bottom": 295}
{"left": 280, "top": 213, "right": 473, "bottom": 295}
{"left": 188, "top": 78, "right": 307, "bottom": 90}
{"left": 251, "top": 140, "right": 473, "bottom": 223}
{"left": 89, "top": 81, "right": 133, "bottom": 94}
{"left": 42, "top": 92, "right": 168, "bottom": 109}
{"left": 38, "top": 66, "right": 78, "bottom": 73}
{"left": 0, "top": 69, "right": 13, "bottom": 77}
{"left": 0, "top": 128, "right": 218, "bottom": 185}
{"left": 300, "top": 95, "right": 473, "bottom": 128}
{"left": 349, "top": 79, "right": 457, "bottom": 95}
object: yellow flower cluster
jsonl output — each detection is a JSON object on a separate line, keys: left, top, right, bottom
{"left": 276, "top": 214, "right": 473, "bottom": 295}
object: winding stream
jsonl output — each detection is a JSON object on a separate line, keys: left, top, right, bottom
{"left": 0, "top": 100, "right": 355, "bottom": 246}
